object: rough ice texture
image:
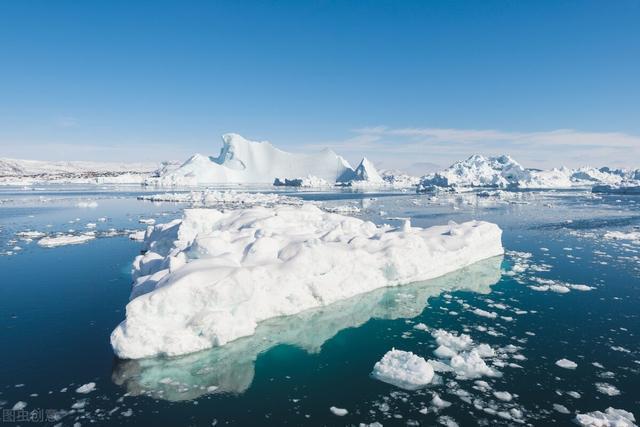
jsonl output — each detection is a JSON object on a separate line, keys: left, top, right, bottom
{"left": 147, "top": 133, "right": 356, "bottom": 186}
{"left": 371, "top": 349, "right": 434, "bottom": 390}
{"left": 430, "top": 329, "right": 500, "bottom": 379}
{"left": 575, "top": 408, "right": 636, "bottom": 427}
{"left": 417, "top": 154, "right": 640, "bottom": 191}
{"left": 111, "top": 204, "right": 503, "bottom": 359}
{"left": 37, "top": 233, "right": 95, "bottom": 247}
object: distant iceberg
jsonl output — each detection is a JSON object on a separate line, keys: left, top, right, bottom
{"left": 147, "top": 133, "right": 356, "bottom": 186}
{"left": 417, "top": 154, "right": 640, "bottom": 192}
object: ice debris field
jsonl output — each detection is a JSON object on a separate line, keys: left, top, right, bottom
{"left": 0, "top": 149, "right": 638, "bottom": 426}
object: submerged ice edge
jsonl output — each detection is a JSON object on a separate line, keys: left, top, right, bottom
{"left": 112, "top": 256, "right": 503, "bottom": 401}
{"left": 111, "top": 204, "right": 503, "bottom": 359}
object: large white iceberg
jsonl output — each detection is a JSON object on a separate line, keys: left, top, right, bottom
{"left": 147, "top": 133, "right": 355, "bottom": 186}
{"left": 111, "top": 204, "right": 503, "bottom": 359}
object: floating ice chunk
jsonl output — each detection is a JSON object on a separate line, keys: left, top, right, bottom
{"left": 16, "top": 230, "right": 46, "bottom": 239}
{"left": 38, "top": 234, "right": 95, "bottom": 247}
{"left": 128, "top": 230, "right": 146, "bottom": 241}
{"left": 413, "top": 323, "right": 429, "bottom": 331}
{"left": 493, "top": 391, "right": 512, "bottom": 402}
{"left": 371, "top": 349, "right": 434, "bottom": 390}
{"left": 330, "top": 406, "right": 348, "bottom": 416}
{"left": 596, "top": 383, "right": 621, "bottom": 396}
{"left": 12, "top": 401, "right": 27, "bottom": 410}
{"left": 575, "top": 407, "right": 636, "bottom": 427}
{"left": 75, "top": 382, "right": 96, "bottom": 394}
{"left": 437, "top": 415, "right": 460, "bottom": 427}
{"left": 431, "top": 393, "right": 452, "bottom": 409}
{"left": 450, "top": 350, "right": 500, "bottom": 379}
{"left": 553, "top": 404, "right": 570, "bottom": 414}
{"left": 432, "top": 330, "right": 473, "bottom": 352}
{"left": 472, "top": 308, "right": 497, "bottom": 319}
{"left": 555, "top": 359, "right": 578, "bottom": 369}
{"left": 138, "top": 218, "right": 156, "bottom": 225}
{"left": 111, "top": 205, "right": 503, "bottom": 359}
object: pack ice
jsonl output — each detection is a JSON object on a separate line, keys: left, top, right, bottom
{"left": 111, "top": 204, "right": 503, "bottom": 359}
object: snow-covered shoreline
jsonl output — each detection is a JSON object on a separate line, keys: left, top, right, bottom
{"left": 111, "top": 204, "right": 503, "bottom": 359}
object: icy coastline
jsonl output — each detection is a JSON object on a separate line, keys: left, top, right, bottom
{"left": 111, "top": 204, "right": 503, "bottom": 359}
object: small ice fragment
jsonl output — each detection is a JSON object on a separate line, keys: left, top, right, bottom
{"left": 75, "top": 382, "right": 96, "bottom": 394}
{"left": 493, "top": 391, "right": 512, "bottom": 402}
{"left": 330, "top": 406, "right": 348, "bottom": 416}
{"left": 555, "top": 359, "right": 578, "bottom": 369}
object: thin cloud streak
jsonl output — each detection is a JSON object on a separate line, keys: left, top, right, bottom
{"left": 306, "top": 126, "right": 640, "bottom": 171}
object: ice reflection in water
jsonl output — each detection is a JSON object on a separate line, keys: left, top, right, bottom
{"left": 112, "top": 256, "right": 502, "bottom": 401}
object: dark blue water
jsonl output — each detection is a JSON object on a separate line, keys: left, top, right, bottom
{"left": 0, "top": 188, "right": 638, "bottom": 426}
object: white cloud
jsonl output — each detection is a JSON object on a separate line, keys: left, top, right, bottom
{"left": 307, "top": 126, "right": 640, "bottom": 171}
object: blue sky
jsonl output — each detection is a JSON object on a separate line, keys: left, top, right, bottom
{"left": 1, "top": 0, "right": 639, "bottom": 170}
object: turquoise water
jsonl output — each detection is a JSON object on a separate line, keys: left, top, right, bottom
{"left": 0, "top": 187, "right": 638, "bottom": 426}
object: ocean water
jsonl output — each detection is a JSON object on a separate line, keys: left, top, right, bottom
{"left": 0, "top": 186, "right": 638, "bottom": 426}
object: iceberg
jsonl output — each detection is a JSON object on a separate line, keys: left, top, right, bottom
{"left": 352, "top": 157, "right": 384, "bottom": 183}
{"left": 575, "top": 408, "right": 636, "bottom": 427}
{"left": 146, "top": 133, "right": 355, "bottom": 186}
{"left": 417, "top": 155, "right": 530, "bottom": 190}
{"left": 111, "top": 256, "right": 502, "bottom": 400}
{"left": 417, "top": 154, "right": 640, "bottom": 191}
{"left": 111, "top": 204, "right": 503, "bottom": 359}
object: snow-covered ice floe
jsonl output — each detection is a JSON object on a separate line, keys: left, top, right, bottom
{"left": 112, "top": 256, "right": 502, "bottom": 400}
{"left": 371, "top": 349, "right": 434, "bottom": 390}
{"left": 111, "top": 204, "right": 503, "bottom": 359}
{"left": 37, "top": 233, "right": 95, "bottom": 247}
{"left": 575, "top": 407, "right": 636, "bottom": 427}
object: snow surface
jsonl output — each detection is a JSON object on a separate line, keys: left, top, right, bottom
{"left": 371, "top": 349, "right": 434, "bottom": 390}
{"left": 111, "top": 204, "right": 503, "bottom": 358}
{"left": 575, "top": 407, "right": 636, "bottom": 427}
